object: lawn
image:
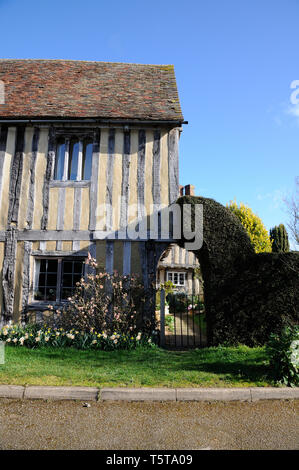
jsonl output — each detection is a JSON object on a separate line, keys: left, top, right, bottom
{"left": 0, "top": 345, "right": 273, "bottom": 388}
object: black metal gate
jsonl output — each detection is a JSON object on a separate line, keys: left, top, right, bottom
{"left": 159, "top": 288, "right": 207, "bottom": 349}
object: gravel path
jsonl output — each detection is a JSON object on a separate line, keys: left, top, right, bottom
{"left": 0, "top": 398, "right": 298, "bottom": 450}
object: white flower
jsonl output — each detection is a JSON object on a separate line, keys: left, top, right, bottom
{"left": 92, "top": 340, "right": 97, "bottom": 344}
{"left": 290, "top": 340, "right": 299, "bottom": 367}
{"left": 6, "top": 338, "right": 11, "bottom": 343}
{"left": 290, "top": 340, "right": 299, "bottom": 350}
{"left": 35, "top": 337, "right": 40, "bottom": 342}
{"left": 113, "top": 339, "right": 118, "bottom": 344}
{"left": 12, "top": 338, "right": 18, "bottom": 343}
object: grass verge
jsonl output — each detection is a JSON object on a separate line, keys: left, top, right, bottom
{"left": 0, "top": 344, "right": 273, "bottom": 388}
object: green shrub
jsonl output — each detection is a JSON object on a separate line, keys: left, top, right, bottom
{"left": 167, "top": 293, "right": 187, "bottom": 312}
{"left": 165, "top": 314, "right": 174, "bottom": 332}
{"left": 212, "top": 252, "right": 299, "bottom": 346}
{"left": 227, "top": 200, "right": 272, "bottom": 253}
{"left": 266, "top": 325, "right": 299, "bottom": 386}
{"left": 156, "top": 280, "right": 175, "bottom": 310}
{"left": 270, "top": 224, "right": 290, "bottom": 253}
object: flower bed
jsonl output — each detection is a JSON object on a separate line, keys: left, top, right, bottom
{"left": 0, "top": 323, "right": 156, "bottom": 351}
{"left": 0, "top": 256, "right": 158, "bottom": 351}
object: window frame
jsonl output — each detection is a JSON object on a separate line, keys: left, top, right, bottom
{"left": 53, "top": 135, "right": 93, "bottom": 182}
{"left": 166, "top": 271, "right": 186, "bottom": 286}
{"left": 33, "top": 256, "right": 85, "bottom": 304}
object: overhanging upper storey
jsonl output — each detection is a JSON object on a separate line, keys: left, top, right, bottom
{"left": 0, "top": 59, "right": 185, "bottom": 125}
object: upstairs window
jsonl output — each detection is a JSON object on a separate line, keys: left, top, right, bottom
{"left": 54, "top": 137, "right": 93, "bottom": 181}
{"left": 34, "top": 258, "right": 85, "bottom": 302}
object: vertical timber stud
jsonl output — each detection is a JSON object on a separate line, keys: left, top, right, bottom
{"left": 41, "top": 127, "right": 56, "bottom": 230}
{"left": 120, "top": 130, "right": 131, "bottom": 235}
{"left": 2, "top": 127, "right": 25, "bottom": 323}
{"left": 86, "top": 241, "right": 96, "bottom": 276}
{"left": 160, "top": 288, "right": 166, "bottom": 347}
{"left": 72, "top": 186, "right": 82, "bottom": 251}
{"left": 137, "top": 129, "right": 146, "bottom": 221}
{"left": 152, "top": 130, "right": 161, "bottom": 238}
{"left": 7, "top": 126, "right": 25, "bottom": 225}
{"left": 21, "top": 241, "right": 32, "bottom": 323}
{"left": 89, "top": 129, "right": 100, "bottom": 231}
{"left": 179, "top": 246, "right": 182, "bottom": 265}
{"left": 106, "top": 240, "right": 114, "bottom": 274}
{"left": 145, "top": 240, "right": 160, "bottom": 329}
{"left": 152, "top": 130, "right": 161, "bottom": 208}
{"left": 139, "top": 241, "right": 148, "bottom": 325}
{"left": 105, "top": 240, "right": 114, "bottom": 323}
{"left": 168, "top": 128, "right": 180, "bottom": 204}
{"left": 0, "top": 125, "right": 8, "bottom": 210}
{"left": 26, "top": 127, "right": 40, "bottom": 229}
{"left": 2, "top": 227, "right": 17, "bottom": 322}
{"left": 123, "top": 241, "right": 131, "bottom": 275}
{"left": 56, "top": 186, "right": 66, "bottom": 250}
{"left": 106, "top": 129, "right": 115, "bottom": 232}
{"left": 57, "top": 138, "right": 68, "bottom": 250}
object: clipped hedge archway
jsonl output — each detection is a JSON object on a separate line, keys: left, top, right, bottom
{"left": 176, "top": 195, "right": 254, "bottom": 344}
{"left": 146, "top": 195, "right": 298, "bottom": 346}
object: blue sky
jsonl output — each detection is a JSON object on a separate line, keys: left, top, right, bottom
{"left": 1, "top": 0, "right": 298, "bottom": 240}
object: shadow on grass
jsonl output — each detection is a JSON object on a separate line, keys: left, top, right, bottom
{"left": 5, "top": 345, "right": 272, "bottom": 385}
{"left": 156, "top": 348, "right": 271, "bottom": 383}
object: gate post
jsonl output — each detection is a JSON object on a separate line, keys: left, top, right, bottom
{"left": 160, "top": 288, "right": 165, "bottom": 347}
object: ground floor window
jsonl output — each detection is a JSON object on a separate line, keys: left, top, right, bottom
{"left": 166, "top": 271, "right": 186, "bottom": 286}
{"left": 34, "top": 258, "right": 85, "bottom": 302}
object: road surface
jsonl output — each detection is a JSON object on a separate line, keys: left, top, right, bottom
{"left": 0, "top": 398, "right": 298, "bottom": 450}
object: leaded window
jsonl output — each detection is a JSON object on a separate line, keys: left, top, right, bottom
{"left": 54, "top": 137, "right": 93, "bottom": 181}
{"left": 34, "top": 258, "right": 85, "bottom": 302}
{"left": 167, "top": 271, "right": 186, "bottom": 286}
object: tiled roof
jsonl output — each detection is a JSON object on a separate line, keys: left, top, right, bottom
{"left": 0, "top": 59, "right": 184, "bottom": 121}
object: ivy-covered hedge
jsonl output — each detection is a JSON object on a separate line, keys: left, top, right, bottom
{"left": 176, "top": 196, "right": 299, "bottom": 346}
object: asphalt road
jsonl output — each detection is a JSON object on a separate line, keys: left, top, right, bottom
{"left": 0, "top": 398, "right": 298, "bottom": 450}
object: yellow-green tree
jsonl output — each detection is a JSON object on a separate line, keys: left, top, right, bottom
{"left": 227, "top": 200, "right": 272, "bottom": 253}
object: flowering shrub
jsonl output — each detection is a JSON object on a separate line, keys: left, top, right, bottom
{"left": 0, "top": 323, "right": 157, "bottom": 351}
{"left": 0, "top": 254, "right": 159, "bottom": 350}
{"left": 266, "top": 325, "right": 299, "bottom": 387}
{"left": 48, "top": 254, "right": 151, "bottom": 337}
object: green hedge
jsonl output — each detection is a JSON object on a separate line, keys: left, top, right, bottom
{"left": 175, "top": 196, "right": 299, "bottom": 346}
{"left": 211, "top": 252, "right": 299, "bottom": 346}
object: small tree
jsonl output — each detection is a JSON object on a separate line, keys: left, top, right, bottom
{"left": 227, "top": 200, "right": 272, "bottom": 253}
{"left": 269, "top": 224, "right": 290, "bottom": 253}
